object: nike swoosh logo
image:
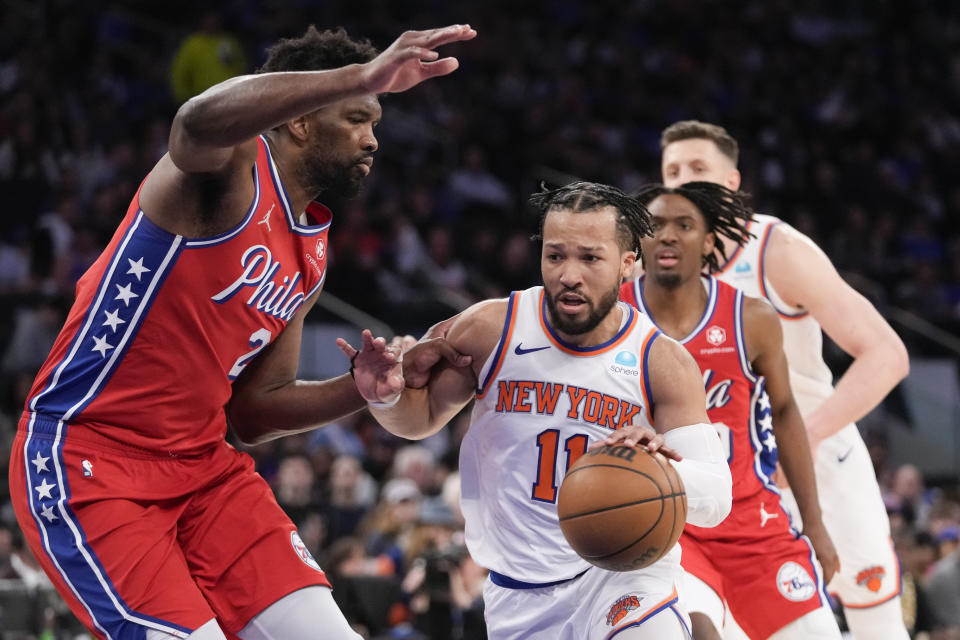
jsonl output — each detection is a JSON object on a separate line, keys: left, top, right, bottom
{"left": 514, "top": 344, "right": 551, "bottom": 356}
{"left": 837, "top": 447, "right": 853, "bottom": 463}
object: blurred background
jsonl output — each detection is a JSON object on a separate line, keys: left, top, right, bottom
{"left": 0, "top": 0, "right": 958, "bottom": 638}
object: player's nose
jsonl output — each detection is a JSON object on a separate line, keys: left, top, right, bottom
{"left": 361, "top": 128, "right": 378, "bottom": 153}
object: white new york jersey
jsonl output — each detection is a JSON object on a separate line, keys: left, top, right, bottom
{"left": 714, "top": 214, "right": 834, "bottom": 415}
{"left": 459, "top": 286, "right": 680, "bottom": 585}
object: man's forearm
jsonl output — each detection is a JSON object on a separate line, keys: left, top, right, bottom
{"left": 804, "top": 342, "right": 908, "bottom": 442}
{"left": 774, "top": 407, "right": 825, "bottom": 528}
{"left": 368, "top": 386, "right": 447, "bottom": 441}
{"left": 176, "top": 66, "right": 369, "bottom": 149}
{"left": 228, "top": 373, "right": 367, "bottom": 445}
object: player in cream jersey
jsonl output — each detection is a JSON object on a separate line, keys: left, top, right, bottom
{"left": 342, "top": 182, "right": 732, "bottom": 639}
{"left": 460, "top": 287, "right": 669, "bottom": 584}
{"left": 660, "top": 120, "right": 910, "bottom": 639}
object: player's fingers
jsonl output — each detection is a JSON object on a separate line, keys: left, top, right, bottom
{"left": 643, "top": 434, "right": 666, "bottom": 452}
{"left": 419, "top": 57, "right": 460, "bottom": 79}
{"left": 419, "top": 24, "right": 476, "bottom": 49}
{"left": 360, "top": 329, "right": 376, "bottom": 350}
{"left": 335, "top": 338, "right": 358, "bottom": 359}
{"left": 589, "top": 433, "right": 624, "bottom": 450}
{"left": 427, "top": 339, "right": 472, "bottom": 367}
{"left": 658, "top": 445, "right": 683, "bottom": 462}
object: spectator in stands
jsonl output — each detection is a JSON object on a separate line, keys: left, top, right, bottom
{"left": 169, "top": 11, "right": 246, "bottom": 104}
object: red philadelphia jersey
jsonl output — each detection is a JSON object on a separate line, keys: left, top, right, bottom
{"left": 26, "top": 135, "right": 329, "bottom": 454}
{"left": 620, "top": 276, "right": 781, "bottom": 513}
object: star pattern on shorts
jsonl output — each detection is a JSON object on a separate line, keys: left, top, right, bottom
{"left": 31, "top": 451, "right": 50, "bottom": 473}
{"left": 39, "top": 504, "right": 58, "bottom": 523}
{"left": 34, "top": 478, "right": 55, "bottom": 500}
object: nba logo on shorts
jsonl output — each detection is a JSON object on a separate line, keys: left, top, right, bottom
{"left": 706, "top": 326, "right": 726, "bottom": 347}
{"left": 290, "top": 531, "right": 322, "bottom": 572}
{"left": 776, "top": 561, "right": 816, "bottom": 601}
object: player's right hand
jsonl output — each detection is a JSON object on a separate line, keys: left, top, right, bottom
{"left": 336, "top": 330, "right": 404, "bottom": 405}
{"left": 361, "top": 25, "right": 477, "bottom": 94}
{"left": 590, "top": 423, "right": 683, "bottom": 462}
{"left": 805, "top": 522, "right": 840, "bottom": 584}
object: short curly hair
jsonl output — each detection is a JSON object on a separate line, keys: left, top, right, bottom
{"left": 258, "top": 25, "right": 378, "bottom": 73}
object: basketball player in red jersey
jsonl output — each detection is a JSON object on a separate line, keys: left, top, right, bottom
{"left": 616, "top": 182, "right": 841, "bottom": 639}
{"left": 659, "top": 121, "right": 909, "bottom": 640}
{"left": 9, "top": 25, "right": 475, "bottom": 640}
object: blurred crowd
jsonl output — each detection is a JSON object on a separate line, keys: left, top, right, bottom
{"left": 0, "top": 0, "right": 959, "bottom": 637}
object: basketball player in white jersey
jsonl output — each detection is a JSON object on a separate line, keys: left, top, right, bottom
{"left": 341, "top": 181, "right": 733, "bottom": 639}
{"left": 658, "top": 120, "right": 910, "bottom": 640}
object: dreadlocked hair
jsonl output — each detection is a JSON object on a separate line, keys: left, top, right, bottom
{"left": 632, "top": 181, "right": 756, "bottom": 273}
{"left": 529, "top": 181, "right": 654, "bottom": 255}
{"left": 258, "top": 25, "right": 378, "bottom": 73}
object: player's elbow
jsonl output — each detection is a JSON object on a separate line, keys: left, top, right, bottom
{"left": 888, "top": 337, "right": 910, "bottom": 383}
{"left": 681, "top": 459, "right": 732, "bottom": 528}
{"left": 663, "top": 423, "right": 732, "bottom": 528}
{"left": 225, "top": 402, "right": 270, "bottom": 446}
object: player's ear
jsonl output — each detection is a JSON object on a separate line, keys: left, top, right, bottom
{"left": 726, "top": 168, "right": 741, "bottom": 191}
{"left": 703, "top": 231, "right": 716, "bottom": 261}
{"left": 620, "top": 250, "right": 637, "bottom": 281}
{"left": 285, "top": 115, "right": 311, "bottom": 143}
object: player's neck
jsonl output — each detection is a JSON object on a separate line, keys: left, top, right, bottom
{"left": 552, "top": 304, "right": 625, "bottom": 349}
{"left": 641, "top": 275, "right": 709, "bottom": 341}
{"left": 264, "top": 132, "right": 315, "bottom": 217}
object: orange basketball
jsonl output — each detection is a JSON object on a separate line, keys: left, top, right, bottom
{"left": 557, "top": 444, "right": 687, "bottom": 571}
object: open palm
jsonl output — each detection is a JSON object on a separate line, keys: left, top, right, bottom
{"left": 362, "top": 25, "right": 476, "bottom": 94}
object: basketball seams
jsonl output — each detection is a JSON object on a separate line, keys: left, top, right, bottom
{"left": 558, "top": 448, "right": 688, "bottom": 570}
{"left": 558, "top": 493, "right": 687, "bottom": 521}
{"left": 649, "top": 453, "right": 686, "bottom": 565}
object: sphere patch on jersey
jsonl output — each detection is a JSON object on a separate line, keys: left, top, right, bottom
{"left": 614, "top": 351, "right": 637, "bottom": 367}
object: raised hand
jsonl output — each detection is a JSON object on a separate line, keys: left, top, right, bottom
{"left": 361, "top": 25, "right": 477, "bottom": 94}
{"left": 336, "top": 330, "right": 404, "bottom": 404}
{"left": 589, "top": 422, "right": 682, "bottom": 462}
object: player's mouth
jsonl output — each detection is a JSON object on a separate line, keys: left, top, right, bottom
{"left": 557, "top": 292, "right": 588, "bottom": 313}
{"left": 655, "top": 249, "right": 679, "bottom": 268}
{"left": 354, "top": 157, "right": 373, "bottom": 176}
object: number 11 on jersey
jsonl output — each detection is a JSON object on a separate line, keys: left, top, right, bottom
{"left": 532, "top": 429, "right": 588, "bottom": 503}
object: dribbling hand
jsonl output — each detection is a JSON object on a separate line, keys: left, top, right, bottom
{"left": 589, "top": 423, "right": 683, "bottom": 462}
{"left": 361, "top": 25, "right": 477, "bottom": 95}
{"left": 336, "top": 330, "right": 404, "bottom": 405}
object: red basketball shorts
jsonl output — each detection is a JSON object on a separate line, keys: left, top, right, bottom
{"left": 9, "top": 412, "right": 330, "bottom": 639}
{"left": 680, "top": 492, "right": 831, "bottom": 639}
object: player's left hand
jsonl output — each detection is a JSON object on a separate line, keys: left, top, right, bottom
{"left": 805, "top": 522, "right": 840, "bottom": 584}
{"left": 402, "top": 313, "right": 471, "bottom": 389}
{"left": 337, "top": 330, "right": 404, "bottom": 405}
{"left": 589, "top": 423, "right": 682, "bottom": 462}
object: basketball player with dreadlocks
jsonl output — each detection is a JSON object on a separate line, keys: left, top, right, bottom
{"left": 659, "top": 121, "right": 910, "bottom": 640}
{"left": 617, "top": 182, "right": 842, "bottom": 639}
{"left": 342, "top": 181, "right": 733, "bottom": 639}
